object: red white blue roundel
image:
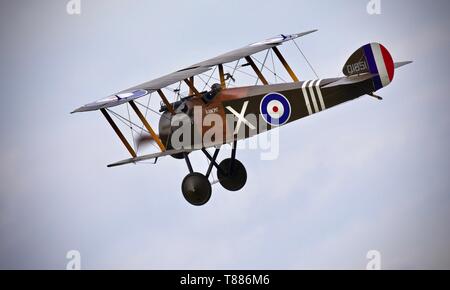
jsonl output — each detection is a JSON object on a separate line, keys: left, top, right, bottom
{"left": 260, "top": 93, "right": 291, "bottom": 126}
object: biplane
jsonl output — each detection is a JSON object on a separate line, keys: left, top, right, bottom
{"left": 72, "top": 30, "right": 411, "bottom": 206}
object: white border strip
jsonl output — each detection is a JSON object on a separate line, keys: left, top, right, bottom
{"left": 371, "top": 43, "right": 390, "bottom": 87}
{"left": 315, "top": 79, "right": 326, "bottom": 111}
{"left": 301, "top": 80, "right": 313, "bottom": 115}
{"left": 308, "top": 80, "right": 319, "bottom": 113}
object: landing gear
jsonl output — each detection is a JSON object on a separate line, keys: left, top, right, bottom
{"left": 217, "top": 141, "right": 247, "bottom": 191}
{"left": 181, "top": 172, "right": 212, "bottom": 206}
{"left": 217, "top": 158, "right": 247, "bottom": 191}
{"left": 180, "top": 141, "right": 247, "bottom": 206}
{"left": 181, "top": 152, "right": 212, "bottom": 206}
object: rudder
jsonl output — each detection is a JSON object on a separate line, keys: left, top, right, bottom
{"left": 343, "top": 43, "right": 395, "bottom": 91}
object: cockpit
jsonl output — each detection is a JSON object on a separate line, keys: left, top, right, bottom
{"left": 202, "top": 83, "right": 222, "bottom": 103}
{"left": 159, "top": 83, "right": 222, "bottom": 113}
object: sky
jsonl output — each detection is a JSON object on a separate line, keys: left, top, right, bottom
{"left": 0, "top": 0, "right": 449, "bottom": 269}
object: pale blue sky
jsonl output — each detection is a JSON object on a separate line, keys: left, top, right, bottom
{"left": 0, "top": 0, "right": 449, "bottom": 269}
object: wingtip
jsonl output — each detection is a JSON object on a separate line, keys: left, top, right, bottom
{"left": 71, "top": 106, "right": 85, "bottom": 114}
{"left": 298, "top": 29, "right": 318, "bottom": 36}
{"left": 107, "top": 160, "right": 136, "bottom": 168}
{"left": 71, "top": 105, "right": 99, "bottom": 114}
{"left": 107, "top": 162, "right": 121, "bottom": 168}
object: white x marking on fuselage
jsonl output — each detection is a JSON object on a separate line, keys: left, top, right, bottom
{"left": 226, "top": 101, "right": 256, "bottom": 135}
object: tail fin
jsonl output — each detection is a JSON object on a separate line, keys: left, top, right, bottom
{"left": 343, "top": 43, "right": 395, "bottom": 91}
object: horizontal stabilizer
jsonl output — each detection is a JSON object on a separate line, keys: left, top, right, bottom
{"left": 322, "top": 73, "right": 376, "bottom": 89}
{"left": 107, "top": 148, "right": 193, "bottom": 168}
{"left": 394, "top": 61, "right": 413, "bottom": 69}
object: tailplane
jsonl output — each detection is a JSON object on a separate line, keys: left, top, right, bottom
{"left": 394, "top": 61, "right": 413, "bottom": 69}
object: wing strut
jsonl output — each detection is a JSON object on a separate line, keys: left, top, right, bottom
{"left": 157, "top": 89, "right": 175, "bottom": 114}
{"left": 129, "top": 101, "right": 166, "bottom": 152}
{"left": 244, "top": 56, "right": 269, "bottom": 85}
{"left": 184, "top": 78, "right": 201, "bottom": 96}
{"left": 272, "top": 47, "right": 299, "bottom": 82}
{"left": 100, "top": 108, "right": 137, "bottom": 158}
{"left": 218, "top": 64, "right": 226, "bottom": 88}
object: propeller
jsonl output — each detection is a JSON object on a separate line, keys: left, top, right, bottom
{"left": 135, "top": 133, "right": 158, "bottom": 152}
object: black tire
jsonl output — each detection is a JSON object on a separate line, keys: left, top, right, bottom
{"left": 181, "top": 173, "right": 212, "bottom": 206}
{"left": 217, "top": 158, "right": 247, "bottom": 191}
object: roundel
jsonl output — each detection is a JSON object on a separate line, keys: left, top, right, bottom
{"left": 260, "top": 93, "right": 292, "bottom": 126}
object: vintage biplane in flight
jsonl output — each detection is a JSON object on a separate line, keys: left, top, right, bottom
{"left": 73, "top": 30, "right": 411, "bottom": 206}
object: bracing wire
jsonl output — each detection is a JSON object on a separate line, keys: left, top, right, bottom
{"left": 108, "top": 108, "right": 161, "bottom": 152}
{"left": 200, "top": 73, "right": 221, "bottom": 83}
{"left": 258, "top": 50, "right": 270, "bottom": 73}
{"left": 270, "top": 49, "right": 277, "bottom": 83}
{"left": 136, "top": 93, "right": 153, "bottom": 152}
{"left": 200, "top": 66, "right": 217, "bottom": 91}
{"left": 126, "top": 103, "right": 137, "bottom": 151}
{"left": 292, "top": 39, "right": 319, "bottom": 79}
{"left": 252, "top": 55, "right": 287, "bottom": 83}
{"left": 197, "top": 74, "right": 212, "bottom": 91}
{"left": 227, "top": 59, "right": 240, "bottom": 87}
{"left": 254, "top": 53, "right": 269, "bottom": 86}
{"left": 176, "top": 81, "right": 182, "bottom": 101}
{"left": 107, "top": 108, "right": 149, "bottom": 135}
{"left": 223, "top": 63, "right": 258, "bottom": 80}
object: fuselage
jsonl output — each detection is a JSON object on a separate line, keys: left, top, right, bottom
{"left": 159, "top": 75, "right": 376, "bottom": 150}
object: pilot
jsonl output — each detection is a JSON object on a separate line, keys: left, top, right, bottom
{"left": 202, "top": 83, "right": 222, "bottom": 103}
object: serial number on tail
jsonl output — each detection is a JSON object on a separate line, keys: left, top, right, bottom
{"left": 346, "top": 61, "right": 368, "bottom": 75}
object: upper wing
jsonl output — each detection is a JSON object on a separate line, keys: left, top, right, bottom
{"left": 187, "top": 30, "right": 317, "bottom": 68}
{"left": 71, "top": 66, "right": 211, "bottom": 113}
{"left": 72, "top": 30, "right": 318, "bottom": 113}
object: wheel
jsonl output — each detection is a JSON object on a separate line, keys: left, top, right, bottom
{"left": 217, "top": 158, "right": 247, "bottom": 191}
{"left": 181, "top": 172, "right": 212, "bottom": 206}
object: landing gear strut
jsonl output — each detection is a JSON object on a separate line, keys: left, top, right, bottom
{"left": 180, "top": 141, "right": 247, "bottom": 206}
